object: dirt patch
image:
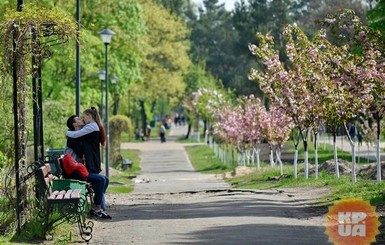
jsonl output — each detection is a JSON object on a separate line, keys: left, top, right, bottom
{"left": 357, "top": 162, "right": 385, "bottom": 180}
{"left": 216, "top": 166, "right": 258, "bottom": 179}
{"left": 308, "top": 159, "right": 352, "bottom": 175}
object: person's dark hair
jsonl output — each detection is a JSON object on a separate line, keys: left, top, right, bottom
{"left": 83, "top": 107, "right": 106, "bottom": 146}
{"left": 66, "top": 115, "right": 77, "bottom": 131}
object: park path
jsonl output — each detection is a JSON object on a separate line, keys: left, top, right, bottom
{"left": 90, "top": 125, "right": 330, "bottom": 245}
{"left": 124, "top": 126, "right": 229, "bottom": 193}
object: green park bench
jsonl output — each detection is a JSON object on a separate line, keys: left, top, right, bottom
{"left": 36, "top": 162, "right": 94, "bottom": 242}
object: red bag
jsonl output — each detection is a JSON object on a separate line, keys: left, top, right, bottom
{"left": 61, "top": 153, "right": 89, "bottom": 180}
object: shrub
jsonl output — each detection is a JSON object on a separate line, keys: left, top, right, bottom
{"left": 109, "top": 115, "right": 131, "bottom": 163}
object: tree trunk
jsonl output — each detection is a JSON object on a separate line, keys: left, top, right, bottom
{"left": 314, "top": 132, "right": 318, "bottom": 179}
{"left": 276, "top": 148, "right": 283, "bottom": 175}
{"left": 376, "top": 116, "right": 381, "bottom": 183}
{"left": 294, "top": 147, "right": 298, "bottom": 178}
{"left": 333, "top": 132, "right": 340, "bottom": 178}
{"left": 185, "top": 123, "right": 192, "bottom": 139}
{"left": 139, "top": 99, "right": 147, "bottom": 136}
{"left": 344, "top": 122, "right": 357, "bottom": 183}
{"left": 300, "top": 128, "right": 309, "bottom": 179}
{"left": 113, "top": 95, "right": 119, "bottom": 115}
{"left": 269, "top": 146, "right": 275, "bottom": 167}
{"left": 150, "top": 100, "right": 156, "bottom": 113}
{"left": 292, "top": 129, "right": 300, "bottom": 179}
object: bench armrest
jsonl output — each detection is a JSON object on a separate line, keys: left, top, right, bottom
{"left": 52, "top": 179, "right": 86, "bottom": 193}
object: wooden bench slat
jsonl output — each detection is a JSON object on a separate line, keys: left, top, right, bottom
{"left": 71, "top": 189, "right": 82, "bottom": 199}
{"left": 57, "top": 190, "right": 67, "bottom": 200}
{"left": 64, "top": 189, "right": 73, "bottom": 199}
{"left": 48, "top": 193, "right": 57, "bottom": 200}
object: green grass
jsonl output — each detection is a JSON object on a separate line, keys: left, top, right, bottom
{"left": 178, "top": 136, "right": 200, "bottom": 143}
{"left": 108, "top": 149, "right": 141, "bottom": 194}
{"left": 0, "top": 209, "right": 78, "bottom": 245}
{"left": 228, "top": 167, "right": 385, "bottom": 205}
{"left": 185, "top": 145, "right": 236, "bottom": 174}
{"left": 185, "top": 143, "right": 385, "bottom": 206}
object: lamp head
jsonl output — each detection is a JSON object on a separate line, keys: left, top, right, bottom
{"left": 99, "top": 29, "right": 115, "bottom": 44}
{"left": 110, "top": 74, "right": 118, "bottom": 84}
{"left": 98, "top": 70, "right": 106, "bottom": 80}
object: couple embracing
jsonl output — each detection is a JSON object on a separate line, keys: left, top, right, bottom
{"left": 65, "top": 107, "right": 112, "bottom": 219}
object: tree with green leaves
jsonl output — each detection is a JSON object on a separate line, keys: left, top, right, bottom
{"left": 130, "top": 0, "right": 191, "bottom": 134}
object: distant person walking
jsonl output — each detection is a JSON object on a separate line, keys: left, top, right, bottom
{"left": 348, "top": 122, "right": 357, "bottom": 142}
{"left": 146, "top": 124, "right": 152, "bottom": 140}
{"left": 159, "top": 124, "right": 166, "bottom": 143}
{"left": 357, "top": 132, "right": 363, "bottom": 147}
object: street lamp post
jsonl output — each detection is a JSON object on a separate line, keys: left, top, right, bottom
{"left": 99, "top": 29, "right": 115, "bottom": 178}
{"left": 110, "top": 74, "right": 118, "bottom": 115}
{"left": 76, "top": 0, "right": 81, "bottom": 115}
{"left": 98, "top": 70, "right": 105, "bottom": 164}
{"left": 98, "top": 70, "right": 106, "bottom": 120}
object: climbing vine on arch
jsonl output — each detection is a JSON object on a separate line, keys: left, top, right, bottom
{"left": 0, "top": 3, "right": 77, "bottom": 165}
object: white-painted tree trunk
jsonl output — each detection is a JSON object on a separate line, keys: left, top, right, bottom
{"left": 376, "top": 139, "right": 381, "bottom": 183}
{"left": 304, "top": 150, "right": 309, "bottom": 179}
{"left": 254, "top": 147, "right": 261, "bottom": 169}
{"left": 294, "top": 149, "right": 298, "bottom": 178}
{"left": 237, "top": 150, "right": 241, "bottom": 165}
{"left": 197, "top": 130, "right": 200, "bottom": 142}
{"left": 351, "top": 141, "right": 356, "bottom": 183}
{"left": 250, "top": 148, "right": 255, "bottom": 166}
{"left": 334, "top": 140, "right": 340, "bottom": 178}
{"left": 222, "top": 146, "right": 227, "bottom": 164}
{"left": 314, "top": 133, "right": 319, "bottom": 179}
{"left": 227, "top": 148, "right": 231, "bottom": 167}
{"left": 219, "top": 146, "right": 223, "bottom": 163}
{"left": 314, "top": 148, "right": 318, "bottom": 179}
{"left": 270, "top": 148, "right": 275, "bottom": 167}
{"left": 276, "top": 148, "right": 283, "bottom": 175}
{"left": 246, "top": 149, "right": 250, "bottom": 165}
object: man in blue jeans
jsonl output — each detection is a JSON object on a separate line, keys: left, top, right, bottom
{"left": 66, "top": 114, "right": 111, "bottom": 219}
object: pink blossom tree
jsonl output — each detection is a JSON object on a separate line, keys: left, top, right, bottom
{"left": 211, "top": 102, "right": 242, "bottom": 161}
{"left": 192, "top": 88, "right": 230, "bottom": 143}
{"left": 240, "top": 95, "right": 268, "bottom": 167}
{"left": 248, "top": 25, "right": 325, "bottom": 179}
{"left": 319, "top": 10, "right": 376, "bottom": 182}
{"left": 249, "top": 13, "right": 376, "bottom": 182}
{"left": 261, "top": 104, "right": 293, "bottom": 175}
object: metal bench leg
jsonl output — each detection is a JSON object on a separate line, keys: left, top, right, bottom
{"left": 76, "top": 200, "right": 94, "bottom": 242}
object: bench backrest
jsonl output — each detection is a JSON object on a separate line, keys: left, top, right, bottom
{"left": 36, "top": 163, "right": 55, "bottom": 196}
{"left": 40, "top": 164, "right": 54, "bottom": 184}
{"left": 37, "top": 162, "right": 85, "bottom": 202}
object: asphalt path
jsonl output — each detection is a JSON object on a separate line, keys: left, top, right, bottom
{"left": 90, "top": 125, "right": 330, "bottom": 245}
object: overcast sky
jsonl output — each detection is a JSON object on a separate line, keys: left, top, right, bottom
{"left": 193, "top": 0, "right": 238, "bottom": 11}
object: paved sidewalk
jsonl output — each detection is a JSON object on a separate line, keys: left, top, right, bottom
{"left": 90, "top": 125, "right": 330, "bottom": 245}
{"left": 122, "top": 125, "right": 229, "bottom": 193}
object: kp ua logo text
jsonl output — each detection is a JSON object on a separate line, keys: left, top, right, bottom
{"left": 338, "top": 211, "right": 366, "bottom": 237}
{"left": 325, "top": 198, "right": 379, "bottom": 245}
